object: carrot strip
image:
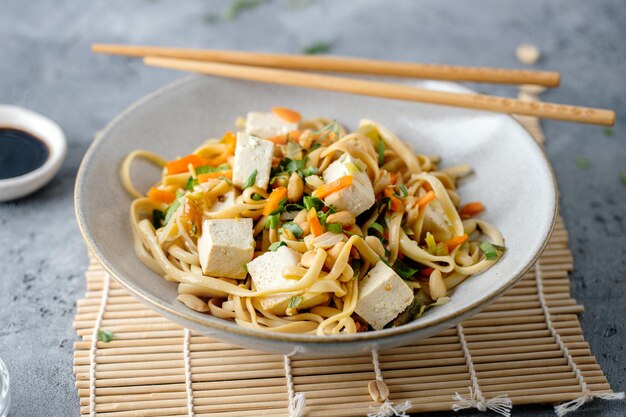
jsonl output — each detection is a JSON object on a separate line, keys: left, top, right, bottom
{"left": 445, "top": 233, "right": 469, "bottom": 251}
{"left": 147, "top": 187, "right": 176, "bottom": 204}
{"left": 165, "top": 154, "right": 207, "bottom": 175}
{"left": 415, "top": 190, "right": 436, "bottom": 208}
{"left": 197, "top": 170, "right": 232, "bottom": 183}
{"left": 223, "top": 131, "right": 237, "bottom": 156}
{"left": 266, "top": 129, "right": 301, "bottom": 145}
{"left": 263, "top": 186, "right": 288, "bottom": 216}
{"left": 383, "top": 188, "right": 404, "bottom": 212}
{"left": 459, "top": 201, "right": 485, "bottom": 218}
{"left": 313, "top": 176, "right": 353, "bottom": 199}
{"left": 272, "top": 107, "right": 301, "bottom": 124}
{"left": 389, "top": 172, "right": 399, "bottom": 184}
{"left": 307, "top": 208, "right": 324, "bottom": 237}
{"left": 420, "top": 267, "right": 434, "bottom": 278}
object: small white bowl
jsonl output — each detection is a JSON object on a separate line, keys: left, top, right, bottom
{"left": 0, "top": 105, "right": 66, "bottom": 202}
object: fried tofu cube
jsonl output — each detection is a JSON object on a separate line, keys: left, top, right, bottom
{"left": 232, "top": 132, "right": 274, "bottom": 190}
{"left": 322, "top": 153, "right": 376, "bottom": 216}
{"left": 355, "top": 261, "right": 414, "bottom": 330}
{"left": 198, "top": 218, "right": 255, "bottom": 279}
{"left": 245, "top": 111, "right": 298, "bottom": 139}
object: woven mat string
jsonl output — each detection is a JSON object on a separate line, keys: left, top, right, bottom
{"left": 453, "top": 323, "right": 512, "bottom": 416}
{"left": 89, "top": 273, "right": 111, "bottom": 417}
{"left": 534, "top": 262, "right": 624, "bottom": 415}
{"left": 367, "top": 349, "right": 412, "bottom": 417}
{"left": 283, "top": 354, "right": 305, "bottom": 417}
{"left": 183, "top": 329, "right": 195, "bottom": 417}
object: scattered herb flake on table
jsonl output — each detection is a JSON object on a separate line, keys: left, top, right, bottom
{"left": 223, "top": 0, "right": 269, "bottom": 20}
{"left": 576, "top": 158, "right": 590, "bottom": 169}
{"left": 602, "top": 128, "right": 614, "bottom": 137}
{"left": 97, "top": 329, "right": 114, "bottom": 343}
{"left": 621, "top": 171, "right": 626, "bottom": 186}
{"left": 303, "top": 41, "right": 333, "bottom": 55}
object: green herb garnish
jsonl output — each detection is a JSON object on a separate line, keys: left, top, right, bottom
{"left": 223, "top": 0, "right": 268, "bottom": 20}
{"left": 285, "top": 158, "right": 307, "bottom": 173}
{"left": 196, "top": 164, "right": 229, "bottom": 175}
{"left": 393, "top": 258, "right": 420, "bottom": 280}
{"left": 368, "top": 222, "right": 384, "bottom": 234}
{"left": 285, "top": 203, "right": 305, "bottom": 212}
{"left": 479, "top": 242, "right": 505, "bottom": 260}
{"left": 251, "top": 193, "right": 264, "bottom": 201}
{"left": 378, "top": 140, "right": 385, "bottom": 166}
{"left": 269, "top": 241, "right": 287, "bottom": 251}
{"left": 326, "top": 222, "right": 343, "bottom": 234}
{"left": 265, "top": 213, "right": 281, "bottom": 229}
{"left": 395, "top": 184, "right": 408, "bottom": 198}
{"left": 243, "top": 169, "right": 258, "bottom": 189}
{"left": 602, "top": 128, "right": 614, "bottom": 137}
{"left": 270, "top": 197, "right": 288, "bottom": 215}
{"left": 164, "top": 197, "right": 182, "bottom": 224}
{"left": 185, "top": 176, "right": 199, "bottom": 191}
{"left": 282, "top": 222, "right": 304, "bottom": 238}
{"left": 152, "top": 209, "right": 165, "bottom": 229}
{"left": 288, "top": 296, "right": 303, "bottom": 309}
{"left": 301, "top": 166, "right": 319, "bottom": 177}
{"left": 576, "top": 158, "right": 590, "bottom": 169}
{"left": 97, "top": 329, "right": 114, "bottom": 343}
{"left": 303, "top": 40, "right": 333, "bottom": 55}
{"left": 303, "top": 196, "right": 324, "bottom": 211}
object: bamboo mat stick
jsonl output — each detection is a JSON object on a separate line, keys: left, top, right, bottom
{"left": 142, "top": 56, "right": 614, "bottom": 126}
{"left": 92, "top": 43, "right": 561, "bottom": 86}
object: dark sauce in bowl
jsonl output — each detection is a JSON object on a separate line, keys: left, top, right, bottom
{"left": 0, "top": 128, "right": 49, "bottom": 179}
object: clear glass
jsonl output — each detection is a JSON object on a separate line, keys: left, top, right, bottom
{"left": 0, "top": 357, "right": 9, "bottom": 417}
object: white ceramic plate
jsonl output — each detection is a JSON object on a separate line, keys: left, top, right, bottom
{"left": 75, "top": 76, "right": 557, "bottom": 355}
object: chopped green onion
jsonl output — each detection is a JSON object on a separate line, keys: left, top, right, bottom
{"left": 303, "top": 196, "right": 324, "bottom": 211}
{"left": 97, "top": 330, "right": 113, "bottom": 343}
{"left": 344, "top": 162, "right": 361, "bottom": 174}
{"left": 251, "top": 193, "right": 264, "bottom": 201}
{"left": 185, "top": 176, "right": 199, "bottom": 191}
{"left": 282, "top": 222, "right": 304, "bottom": 238}
{"left": 326, "top": 222, "right": 343, "bottom": 234}
{"left": 368, "top": 222, "right": 384, "bottom": 234}
{"left": 265, "top": 213, "right": 281, "bottom": 229}
{"left": 152, "top": 209, "right": 165, "bottom": 229}
{"left": 425, "top": 232, "right": 436, "bottom": 250}
{"left": 288, "top": 296, "right": 303, "bottom": 308}
{"left": 286, "top": 158, "right": 306, "bottom": 173}
{"left": 285, "top": 203, "right": 305, "bottom": 212}
{"left": 378, "top": 140, "right": 385, "bottom": 166}
{"left": 395, "top": 184, "right": 408, "bottom": 198}
{"left": 479, "top": 242, "right": 504, "bottom": 260}
{"left": 301, "top": 166, "right": 319, "bottom": 177}
{"left": 393, "top": 258, "right": 419, "bottom": 280}
{"left": 196, "top": 164, "right": 229, "bottom": 175}
{"left": 243, "top": 169, "right": 258, "bottom": 189}
{"left": 269, "top": 197, "right": 288, "bottom": 215}
{"left": 268, "top": 241, "right": 287, "bottom": 251}
{"left": 164, "top": 198, "right": 182, "bottom": 224}
{"left": 380, "top": 196, "right": 391, "bottom": 210}
{"left": 403, "top": 227, "right": 414, "bottom": 236}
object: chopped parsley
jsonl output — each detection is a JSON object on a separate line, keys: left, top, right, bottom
{"left": 326, "top": 222, "right": 343, "bottom": 234}
{"left": 152, "top": 209, "right": 165, "bottom": 229}
{"left": 185, "top": 176, "right": 198, "bottom": 191}
{"left": 302, "top": 40, "right": 333, "bottom": 55}
{"left": 268, "top": 241, "right": 287, "bottom": 251}
{"left": 222, "top": 0, "right": 268, "bottom": 20}
{"left": 576, "top": 158, "right": 590, "bottom": 170}
{"left": 282, "top": 222, "right": 304, "bottom": 238}
{"left": 301, "top": 166, "right": 319, "bottom": 177}
{"left": 288, "top": 296, "right": 303, "bottom": 309}
{"left": 602, "top": 128, "right": 614, "bottom": 137}
{"left": 243, "top": 169, "right": 258, "bottom": 189}
{"left": 97, "top": 329, "right": 114, "bottom": 343}
{"left": 393, "top": 258, "right": 420, "bottom": 280}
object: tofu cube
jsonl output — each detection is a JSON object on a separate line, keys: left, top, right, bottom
{"left": 245, "top": 111, "right": 299, "bottom": 139}
{"left": 232, "top": 132, "right": 274, "bottom": 190}
{"left": 198, "top": 218, "right": 255, "bottom": 279}
{"left": 355, "top": 261, "right": 414, "bottom": 330}
{"left": 247, "top": 246, "right": 328, "bottom": 314}
{"left": 209, "top": 189, "right": 238, "bottom": 213}
{"left": 322, "top": 153, "right": 376, "bottom": 216}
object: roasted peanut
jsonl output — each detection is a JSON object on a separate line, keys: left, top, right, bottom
{"left": 368, "top": 380, "right": 389, "bottom": 403}
{"left": 324, "top": 242, "right": 346, "bottom": 269}
{"left": 326, "top": 211, "right": 356, "bottom": 228}
{"left": 365, "top": 236, "right": 385, "bottom": 258}
{"left": 288, "top": 172, "right": 304, "bottom": 202}
{"left": 429, "top": 269, "right": 447, "bottom": 300}
{"left": 300, "top": 250, "right": 317, "bottom": 268}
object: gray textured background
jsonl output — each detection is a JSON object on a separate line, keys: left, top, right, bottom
{"left": 0, "top": 0, "right": 624, "bottom": 416}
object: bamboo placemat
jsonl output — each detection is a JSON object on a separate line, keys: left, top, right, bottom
{"left": 73, "top": 108, "right": 622, "bottom": 417}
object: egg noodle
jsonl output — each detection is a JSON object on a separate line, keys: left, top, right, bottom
{"left": 122, "top": 108, "right": 505, "bottom": 335}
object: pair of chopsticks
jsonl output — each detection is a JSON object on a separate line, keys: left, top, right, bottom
{"left": 92, "top": 43, "right": 615, "bottom": 126}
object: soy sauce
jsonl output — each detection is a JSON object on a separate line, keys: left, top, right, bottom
{"left": 0, "top": 128, "right": 49, "bottom": 179}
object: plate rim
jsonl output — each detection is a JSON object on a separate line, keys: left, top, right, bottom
{"left": 75, "top": 75, "right": 558, "bottom": 344}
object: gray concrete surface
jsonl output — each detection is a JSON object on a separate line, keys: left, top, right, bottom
{"left": 0, "top": 0, "right": 624, "bottom": 415}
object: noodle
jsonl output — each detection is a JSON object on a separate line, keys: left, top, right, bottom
{"left": 122, "top": 110, "right": 506, "bottom": 335}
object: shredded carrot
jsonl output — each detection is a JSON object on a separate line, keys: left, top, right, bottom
{"left": 389, "top": 172, "right": 399, "bottom": 184}
{"left": 415, "top": 190, "right": 436, "bottom": 208}
{"left": 420, "top": 267, "right": 434, "bottom": 278}
{"left": 147, "top": 187, "right": 176, "bottom": 204}
{"left": 383, "top": 188, "right": 404, "bottom": 212}
{"left": 197, "top": 170, "right": 232, "bottom": 183}
{"left": 307, "top": 207, "right": 324, "bottom": 237}
{"left": 263, "top": 186, "right": 288, "bottom": 216}
{"left": 313, "top": 176, "right": 353, "bottom": 199}
{"left": 266, "top": 129, "right": 301, "bottom": 145}
{"left": 272, "top": 107, "right": 301, "bottom": 124}
{"left": 459, "top": 201, "right": 485, "bottom": 218}
{"left": 165, "top": 154, "right": 207, "bottom": 175}
{"left": 445, "top": 233, "right": 469, "bottom": 251}
{"left": 223, "top": 131, "right": 237, "bottom": 156}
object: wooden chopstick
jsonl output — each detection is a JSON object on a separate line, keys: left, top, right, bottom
{"left": 143, "top": 56, "right": 614, "bottom": 126}
{"left": 92, "top": 43, "right": 560, "bottom": 87}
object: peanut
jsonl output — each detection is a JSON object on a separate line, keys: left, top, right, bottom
{"left": 300, "top": 250, "right": 317, "bottom": 268}
{"left": 365, "top": 236, "right": 385, "bottom": 258}
{"left": 368, "top": 380, "right": 389, "bottom": 403}
{"left": 288, "top": 172, "right": 303, "bottom": 202}
{"left": 326, "top": 211, "right": 356, "bottom": 228}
